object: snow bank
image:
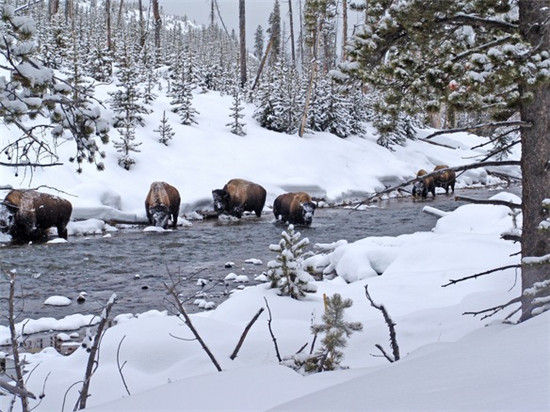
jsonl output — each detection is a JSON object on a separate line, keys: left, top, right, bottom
{"left": 67, "top": 218, "right": 117, "bottom": 236}
{"left": 1, "top": 87, "right": 513, "bottom": 222}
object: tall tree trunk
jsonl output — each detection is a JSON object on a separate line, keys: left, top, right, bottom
{"left": 298, "top": 0, "right": 304, "bottom": 68}
{"left": 152, "top": 0, "right": 161, "bottom": 58}
{"left": 210, "top": 0, "right": 215, "bottom": 27}
{"left": 106, "top": 0, "right": 112, "bottom": 51}
{"left": 117, "top": 0, "right": 124, "bottom": 27}
{"left": 341, "top": 0, "right": 347, "bottom": 60}
{"left": 138, "top": 0, "right": 145, "bottom": 49}
{"left": 288, "top": 0, "right": 296, "bottom": 65}
{"left": 64, "top": 0, "right": 73, "bottom": 22}
{"left": 518, "top": 0, "right": 550, "bottom": 321}
{"left": 239, "top": 0, "right": 247, "bottom": 87}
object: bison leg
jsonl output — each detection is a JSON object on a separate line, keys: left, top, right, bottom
{"left": 58, "top": 225, "right": 68, "bottom": 239}
{"left": 451, "top": 181, "right": 455, "bottom": 193}
{"left": 172, "top": 213, "right": 178, "bottom": 229}
{"left": 255, "top": 208, "right": 262, "bottom": 218}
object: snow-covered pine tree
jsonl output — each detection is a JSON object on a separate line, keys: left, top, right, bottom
{"left": 267, "top": 224, "right": 317, "bottom": 299}
{"left": 0, "top": 4, "right": 109, "bottom": 172}
{"left": 113, "top": 117, "right": 141, "bottom": 170}
{"left": 227, "top": 86, "right": 246, "bottom": 136}
{"left": 305, "top": 294, "right": 362, "bottom": 372}
{"left": 254, "top": 25, "right": 264, "bottom": 59}
{"left": 170, "top": 56, "right": 199, "bottom": 125}
{"left": 154, "top": 111, "right": 175, "bottom": 146}
{"left": 267, "top": 0, "right": 281, "bottom": 63}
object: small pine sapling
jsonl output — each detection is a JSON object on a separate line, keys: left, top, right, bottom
{"left": 227, "top": 86, "right": 246, "bottom": 136}
{"left": 154, "top": 111, "right": 175, "bottom": 146}
{"left": 283, "top": 294, "right": 362, "bottom": 373}
{"left": 114, "top": 118, "right": 141, "bottom": 170}
{"left": 267, "top": 225, "right": 317, "bottom": 298}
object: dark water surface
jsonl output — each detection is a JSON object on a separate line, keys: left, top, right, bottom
{"left": 0, "top": 186, "right": 519, "bottom": 323}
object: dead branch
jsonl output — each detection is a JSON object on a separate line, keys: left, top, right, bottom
{"left": 74, "top": 293, "right": 117, "bottom": 410}
{"left": 365, "top": 285, "right": 400, "bottom": 362}
{"left": 374, "top": 344, "right": 395, "bottom": 363}
{"left": 230, "top": 307, "right": 265, "bottom": 360}
{"left": 295, "top": 342, "right": 308, "bottom": 354}
{"left": 454, "top": 195, "right": 521, "bottom": 209}
{"left": 442, "top": 264, "right": 521, "bottom": 287}
{"left": 0, "top": 379, "right": 36, "bottom": 401}
{"left": 486, "top": 170, "right": 521, "bottom": 182}
{"left": 309, "top": 333, "right": 318, "bottom": 355}
{"left": 0, "top": 162, "right": 63, "bottom": 168}
{"left": 116, "top": 335, "right": 131, "bottom": 396}
{"left": 5, "top": 270, "right": 31, "bottom": 412}
{"left": 423, "top": 121, "right": 529, "bottom": 140}
{"left": 463, "top": 296, "right": 521, "bottom": 320}
{"left": 263, "top": 297, "right": 282, "bottom": 362}
{"left": 418, "top": 137, "right": 457, "bottom": 149}
{"left": 352, "top": 160, "right": 521, "bottom": 209}
{"left": 470, "top": 127, "right": 521, "bottom": 150}
{"left": 163, "top": 273, "right": 222, "bottom": 372}
{"left": 501, "top": 233, "right": 522, "bottom": 242}
{"left": 61, "top": 381, "right": 83, "bottom": 412}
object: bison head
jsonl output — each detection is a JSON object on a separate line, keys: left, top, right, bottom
{"left": 149, "top": 205, "right": 171, "bottom": 229}
{"left": 413, "top": 180, "right": 426, "bottom": 197}
{"left": 212, "top": 189, "right": 230, "bottom": 215}
{"left": 0, "top": 202, "right": 17, "bottom": 233}
{"left": 301, "top": 202, "right": 316, "bottom": 226}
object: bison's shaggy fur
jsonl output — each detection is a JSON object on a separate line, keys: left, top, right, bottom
{"left": 433, "top": 165, "right": 456, "bottom": 194}
{"left": 145, "top": 182, "right": 181, "bottom": 229}
{"left": 0, "top": 189, "right": 72, "bottom": 242}
{"left": 212, "top": 179, "right": 267, "bottom": 218}
{"left": 412, "top": 169, "right": 435, "bottom": 198}
{"left": 273, "top": 192, "right": 316, "bottom": 226}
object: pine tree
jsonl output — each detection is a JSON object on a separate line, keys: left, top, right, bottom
{"left": 267, "top": 0, "right": 281, "bottom": 63}
{"left": 254, "top": 24, "right": 264, "bottom": 59}
{"left": 227, "top": 86, "right": 246, "bottom": 136}
{"left": 305, "top": 294, "right": 362, "bottom": 372}
{"left": 267, "top": 224, "right": 317, "bottom": 299}
{"left": 113, "top": 117, "right": 141, "bottom": 170}
{"left": 154, "top": 111, "right": 175, "bottom": 145}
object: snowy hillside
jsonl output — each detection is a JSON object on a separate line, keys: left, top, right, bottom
{"left": 3, "top": 193, "right": 547, "bottom": 411}
{"left": 0, "top": 78, "right": 514, "bottom": 223}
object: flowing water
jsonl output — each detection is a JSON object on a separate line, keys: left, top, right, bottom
{"left": 0, "top": 186, "right": 519, "bottom": 324}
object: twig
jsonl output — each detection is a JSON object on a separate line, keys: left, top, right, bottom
{"left": 264, "top": 297, "right": 282, "bottom": 362}
{"left": 164, "top": 273, "right": 222, "bottom": 372}
{"left": 309, "top": 333, "right": 318, "bottom": 355}
{"left": 374, "top": 344, "right": 395, "bottom": 363}
{"left": 168, "top": 333, "right": 197, "bottom": 342}
{"left": 295, "top": 342, "right": 308, "bottom": 355}
{"left": 442, "top": 264, "right": 521, "bottom": 287}
{"left": 463, "top": 296, "right": 521, "bottom": 320}
{"left": 454, "top": 196, "right": 521, "bottom": 209}
{"left": 423, "top": 121, "right": 529, "bottom": 140}
{"left": 365, "top": 285, "right": 400, "bottom": 362}
{"left": 74, "top": 294, "right": 117, "bottom": 410}
{"left": 229, "top": 307, "right": 265, "bottom": 360}
{"left": 418, "top": 137, "right": 457, "bottom": 149}
{"left": 61, "top": 381, "right": 83, "bottom": 412}
{"left": 116, "top": 336, "right": 131, "bottom": 396}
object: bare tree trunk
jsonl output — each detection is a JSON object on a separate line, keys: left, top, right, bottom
{"left": 106, "top": 0, "right": 112, "bottom": 51}
{"left": 152, "top": 0, "right": 161, "bottom": 54}
{"left": 138, "top": 0, "right": 145, "bottom": 49}
{"left": 298, "top": 0, "right": 304, "bottom": 68}
{"left": 117, "top": 0, "right": 124, "bottom": 27}
{"left": 210, "top": 0, "right": 215, "bottom": 27}
{"left": 239, "top": 0, "right": 247, "bottom": 87}
{"left": 64, "top": 0, "right": 73, "bottom": 22}
{"left": 288, "top": 0, "right": 296, "bottom": 65}
{"left": 518, "top": 0, "right": 550, "bottom": 321}
{"left": 251, "top": 34, "right": 274, "bottom": 90}
{"left": 341, "top": 0, "right": 348, "bottom": 60}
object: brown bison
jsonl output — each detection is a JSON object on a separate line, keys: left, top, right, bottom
{"left": 412, "top": 169, "right": 435, "bottom": 198}
{"left": 273, "top": 192, "right": 316, "bottom": 226}
{"left": 0, "top": 189, "right": 72, "bottom": 242}
{"left": 433, "top": 165, "right": 456, "bottom": 194}
{"left": 212, "top": 179, "right": 266, "bottom": 218}
{"left": 145, "top": 182, "right": 181, "bottom": 229}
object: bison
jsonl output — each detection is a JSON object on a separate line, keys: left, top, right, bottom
{"left": 0, "top": 189, "right": 72, "bottom": 243}
{"left": 273, "top": 192, "right": 316, "bottom": 226}
{"left": 145, "top": 182, "right": 181, "bottom": 229}
{"left": 433, "top": 165, "right": 456, "bottom": 194}
{"left": 412, "top": 169, "right": 435, "bottom": 198}
{"left": 212, "top": 179, "right": 267, "bottom": 218}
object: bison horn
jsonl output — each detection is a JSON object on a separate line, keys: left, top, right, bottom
{"left": 0, "top": 201, "right": 18, "bottom": 210}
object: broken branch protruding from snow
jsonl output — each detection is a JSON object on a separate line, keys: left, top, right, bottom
{"left": 463, "top": 296, "right": 521, "bottom": 320}
{"left": 116, "top": 335, "right": 131, "bottom": 396}
{"left": 442, "top": 264, "right": 521, "bottom": 287}
{"left": 365, "top": 285, "right": 400, "bottom": 363}
{"left": 264, "top": 297, "right": 282, "bottom": 362}
{"left": 230, "top": 307, "right": 265, "bottom": 360}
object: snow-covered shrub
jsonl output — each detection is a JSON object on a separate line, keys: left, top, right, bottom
{"left": 267, "top": 225, "right": 317, "bottom": 299}
{"left": 283, "top": 294, "right": 362, "bottom": 373}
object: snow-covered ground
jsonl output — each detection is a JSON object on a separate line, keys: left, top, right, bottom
{"left": 0, "top": 81, "right": 517, "bottom": 225}
{"left": 3, "top": 193, "right": 547, "bottom": 411}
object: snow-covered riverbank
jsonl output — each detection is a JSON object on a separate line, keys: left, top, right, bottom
{"left": 3, "top": 192, "right": 547, "bottom": 411}
{"left": 0, "top": 87, "right": 518, "bottom": 223}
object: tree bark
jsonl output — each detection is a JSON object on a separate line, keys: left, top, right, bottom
{"left": 518, "top": 0, "right": 550, "bottom": 321}
{"left": 288, "top": 0, "right": 296, "bottom": 65}
{"left": 239, "top": 0, "right": 247, "bottom": 87}
{"left": 341, "top": 0, "right": 348, "bottom": 60}
{"left": 152, "top": 0, "right": 161, "bottom": 54}
{"left": 138, "top": 0, "right": 145, "bottom": 49}
{"left": 106, "top": 0, "right": 112, "bottom": 51}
